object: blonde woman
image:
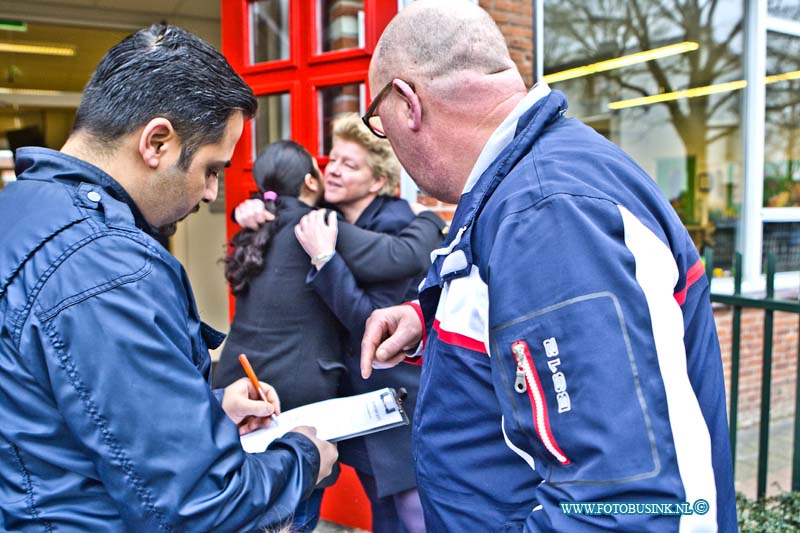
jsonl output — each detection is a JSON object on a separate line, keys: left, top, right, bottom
{"left": 236, "top": 115, "right": 437, "bottom": 533}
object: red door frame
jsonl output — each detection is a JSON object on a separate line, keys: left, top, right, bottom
{"left": 221, "top": 2, "right": 399, "bottom": 529}
{"left": 222, "top": 0, "right": 396, "bottom": 264}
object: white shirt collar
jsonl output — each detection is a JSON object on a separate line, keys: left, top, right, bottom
{"left": 461, "top": 82, "right": 552, "bottom": 195}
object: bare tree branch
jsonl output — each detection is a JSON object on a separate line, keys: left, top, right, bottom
{"left": 616, "top": 78, "right": 652, "bottom": 98}
{"left": 705, "top": 20, "right": 742, "bottom": 74}
{"left": 707, "top": 87, "right": 740, "bottom": 117}
{"left": 704, "top": 0, "right": 720, "bottom": 29}
{"left": 706, "top": 125, "right": 738, "bottom": 145}
{"left": 655, "top": 0, "right": 683, "bottom": 26}
{"left": 707, "top": 54, "right": 740, "bottom": 80}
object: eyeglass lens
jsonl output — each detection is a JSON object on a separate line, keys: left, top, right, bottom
{"left": 368, "top": 115, "right": 384, "bottom": 136}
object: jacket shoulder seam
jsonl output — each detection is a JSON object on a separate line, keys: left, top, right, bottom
{"left": 37, "top": 255, "right": 152, "bottom": 323}
{"left": 11, "top": 228, "right": 155, "bottom": 347}
{"left": 499, "top": 189, "right": 618, "bottom": 224}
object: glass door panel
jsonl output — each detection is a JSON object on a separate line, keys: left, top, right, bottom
{"left": 254, "top": 92, "right": 291, "bottom": 156}
{"left": 317, "top": 82, "right": 363, "bottom": 155}
{"left": 317, "top": 0, "right": 365, "bottom": 53}
{"left": 250, "top": 0, "right": 290, "bottom": 64}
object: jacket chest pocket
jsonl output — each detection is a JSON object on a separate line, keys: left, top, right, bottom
{"left": 491, "top": 292, "right": 660, "bottom": 485}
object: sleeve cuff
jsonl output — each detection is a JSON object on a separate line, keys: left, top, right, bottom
{"left": 270, "top": 431, "right": 321, "bottom": 500}
{"left": 401, "top": 301, "right": 426, "bottom": 362}
{"left": 211, "top": 388, "right": 225, "bottom": 405}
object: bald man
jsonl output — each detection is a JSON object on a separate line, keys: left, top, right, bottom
{"left": 359, "top": 1, "right": 737, "bottom": 531}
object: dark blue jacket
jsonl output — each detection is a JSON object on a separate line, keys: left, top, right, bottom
{"left": 308, "top": 195, "right": 427, "bottom": 498}
{"left": 0, "top": 148, "right": 320, "bottom": 532}
{"left": 413, "top": 91, "right": 736, "bottom": 532}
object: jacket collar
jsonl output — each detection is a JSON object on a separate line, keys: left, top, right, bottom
{"left": 424, "top": 89, "right": 569, "bottom": 287}
{"left": 14, "top": 147, "right": 159, "bottom": 236}
{"left": 271, "top": 196, "right": 313, "bottom": 229}
{"left": 276, "top": 196, "right": 313, "bottom": 214}
{"left": 353, "top": 194, "right": 388, "bottom": 229}
{"left": 461, "top": 83, "right": 552, "bottom": 195}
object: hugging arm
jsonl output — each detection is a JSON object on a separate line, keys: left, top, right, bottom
{"left": 335, "top": 211, "right": 445, "bottom": 283}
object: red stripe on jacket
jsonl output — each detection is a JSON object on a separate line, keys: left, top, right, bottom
{"left": 433, "top": 319, "right": 488, "bottom": 354}
{"left": 674, "top": 259, "right": 705, "bottom": 306}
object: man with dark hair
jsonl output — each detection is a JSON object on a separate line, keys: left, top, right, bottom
{"left": 360, "top": 1, "right": 736, "bottom": 532}
{"left": 0, "top": 25, "right": 336, "bottom": 531}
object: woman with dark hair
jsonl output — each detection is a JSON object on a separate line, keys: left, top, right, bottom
{"left": 215, "top": 140, "right": 444, "bottom": 531}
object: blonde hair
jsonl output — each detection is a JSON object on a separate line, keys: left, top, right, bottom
{"left": 332, "top": 113, "right": 401, "bottom": 196}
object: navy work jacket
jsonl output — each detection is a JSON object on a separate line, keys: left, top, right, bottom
{"left": 412, "top": 90, "right": 737, "bottom": 532}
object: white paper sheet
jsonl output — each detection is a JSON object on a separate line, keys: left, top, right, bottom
{"left": 240, "top": 387, "right": 407, "bottom": 453}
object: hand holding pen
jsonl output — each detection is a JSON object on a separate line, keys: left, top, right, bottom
{"left": 238, "top": 353, "right": 276, "bottom": 406}
{"left": 220, "top": 354, "right": 281, "bottom": 435}
{"left": 237, "top": 357, "right": 338, "bottom": 477}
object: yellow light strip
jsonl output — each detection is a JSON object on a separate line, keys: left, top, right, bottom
{"left": 543, "top": 41, "right": 699, "bottom": 84}
{"left": 608, "top": 69, "right": 800, "bottom": 110}
{"left": 0, "top": 87, "right": 64, "bottom": 96}
{"left": 765, "top": 69, "right": 800, "bottom": 84}
{"left": 608, "top": 80, "right": 747, "bottom": 109}
{"left": 0, "top": 42, "right": 76, "bottom": 57}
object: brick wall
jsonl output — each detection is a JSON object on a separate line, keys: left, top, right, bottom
{"left": 480, "top": 0, "right": 534, "bottom": 87}
{"left": 322, "top": 0, "right": 362, "bottom": 52}
{"left": 715, "top": 307, "right": 800, "bottom": 429}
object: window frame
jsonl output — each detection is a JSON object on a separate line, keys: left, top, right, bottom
{"left": 222, "top": 0, "right": 397, "bottom": 239}
{"left": 738, "top": 5, "right": 800, "bottom": 289}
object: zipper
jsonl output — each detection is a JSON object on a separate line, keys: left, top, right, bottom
{"left": 513, "top": 343, "right": 528, "bottom": 393}
{"left": 511, "top": 341, "right": 570, "bottom": 465}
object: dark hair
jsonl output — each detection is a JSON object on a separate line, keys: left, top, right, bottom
{"left": 225, "top": 140, "right": 320, "bottom": 295}
{"left": 72, "top": 24, "right": 257, "bottom": 170}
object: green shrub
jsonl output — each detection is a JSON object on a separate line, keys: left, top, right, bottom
{"left": 738, "top": 491, "right": 800, "bottom": 532}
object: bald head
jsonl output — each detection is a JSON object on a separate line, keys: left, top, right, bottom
{"left": 372, "top": 0, "right": 515, "bottom": 87}
{"left": 367, "top": 1, "right": 527, "bottom": 203}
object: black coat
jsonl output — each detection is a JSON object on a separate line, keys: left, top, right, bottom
{"left": 215, "top": 196, "right": 443, "bottom": 413}
{"left": 216, "top": 197, "right": 343, "bottom": 408}
{"left": 308, "top": 195, "right": 440, "bottom": 497}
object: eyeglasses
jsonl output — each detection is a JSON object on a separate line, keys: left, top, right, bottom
{"left": 361, "top": 80, "right": 415, "bottom": 139}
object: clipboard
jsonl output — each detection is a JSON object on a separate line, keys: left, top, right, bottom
{"left": 240, "top": 387, "right": 409, "bottom": 454}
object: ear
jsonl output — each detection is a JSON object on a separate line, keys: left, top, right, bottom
{"left": 393, "top": 79, "right": 421, "bottom": 132}
{"left": 304, "top": 172, "right": 321, "bottom": 193}
{"left": 138, "top": 117, "right": 178, "bottom": 169}
{"left": 369, "top": 174, "right": 388, "bottom": 194}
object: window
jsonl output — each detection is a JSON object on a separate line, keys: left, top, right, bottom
{"left": 543, "top": 0, "right": 744, "bottom": 270}
{"left": 250, "top": 0, "right": 290, "bottom": 64}
{"left": 764, "top": 32, "right": 799, "bottom": 210}
{"left": 224, "top": 0, "right": 398, "bottom": 259}
{"left": 254, "top": 92, "right": 291, "bottom": 156}
{"left": 317, "top": 0, "right": 364, "bottom": 53}
{"left": 763, "top": 31, "right": 800, "bottom": 273}
{"left": 763, "top": 222, "right": 800, "bottom": 271}
{"left": 769, "top": 0, "right": 800, "bottom": 20}
{"left": 317, "top": 83, "right": 364, "bottom": 156}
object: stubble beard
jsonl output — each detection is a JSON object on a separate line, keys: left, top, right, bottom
{"left": 156, "top": 202, "right": 201, "bottom": 238}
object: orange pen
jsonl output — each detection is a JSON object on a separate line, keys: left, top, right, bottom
{"left": 238, "top": 353, "right": 271, "bottom": 406}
